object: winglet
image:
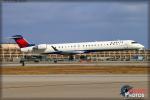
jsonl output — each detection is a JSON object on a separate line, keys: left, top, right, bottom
{"left": 51, "top": 46, "right": 59, "bottom": 51}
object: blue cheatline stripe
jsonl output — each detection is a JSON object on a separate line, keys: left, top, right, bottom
{"left": 42, "top": 49, "right": 134, "bottom": 55}
{"left": 28, "top": 44, "right": 35, "bottom": 46}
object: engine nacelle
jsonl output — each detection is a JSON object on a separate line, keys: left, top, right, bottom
{"left": 34, "top": 44, "right": 47, "bottom": 50}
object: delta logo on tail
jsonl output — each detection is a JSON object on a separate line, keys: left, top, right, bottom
{"left": 10, "top": 35, "right": 35, "bottom": 48}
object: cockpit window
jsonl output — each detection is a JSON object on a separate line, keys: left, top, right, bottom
{"left": 132, "top": 42, "right": 138, "bottom": 44}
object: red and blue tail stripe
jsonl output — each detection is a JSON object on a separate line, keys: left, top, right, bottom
{"left": 11, "top": 35, "right": 35, "bottom": 48}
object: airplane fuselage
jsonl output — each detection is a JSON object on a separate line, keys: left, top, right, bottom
{"left": 21, "top": 40, "right": 144, "bottom": 54}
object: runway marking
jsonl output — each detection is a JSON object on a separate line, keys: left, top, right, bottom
{"left": 2, "top": 81, "right": 148, "bottom": 89}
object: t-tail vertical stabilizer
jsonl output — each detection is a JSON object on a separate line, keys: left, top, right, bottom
{"left": 10, "top": 35, "right": 35, "bottom": 48}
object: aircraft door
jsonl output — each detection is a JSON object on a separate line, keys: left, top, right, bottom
{"left": 125, "top": 43, "right": 129, "bottom": 49}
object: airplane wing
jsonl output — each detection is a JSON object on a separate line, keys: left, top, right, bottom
{"left": 51, "top": 46, "right": 86, "bottom": 55}
{"left": 51, "top": 46, "right": 59, "bottom": 51}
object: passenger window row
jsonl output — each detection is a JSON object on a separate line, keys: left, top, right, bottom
{"left": 54, "top": 42, "right": 124, "bottom": 49}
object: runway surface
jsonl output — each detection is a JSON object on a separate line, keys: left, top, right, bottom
{"left": 2, "top": 74, "right": 149, "bottom": 99}
{"left": 1, "top": 61, "right": 149, "bottom": 67}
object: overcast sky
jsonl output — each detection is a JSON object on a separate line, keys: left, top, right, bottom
{"left": 2, "top": 2, "right": 148, "bottom": 48}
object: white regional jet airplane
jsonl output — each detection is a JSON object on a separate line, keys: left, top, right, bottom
{"left": 10, "top": 35, "right": 144, "bottom": 60}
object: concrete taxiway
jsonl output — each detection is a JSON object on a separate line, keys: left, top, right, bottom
{"left": 1, "top": 74, "right": 149, "bottom": 99}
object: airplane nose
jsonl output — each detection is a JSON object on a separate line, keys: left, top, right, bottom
{"left": 139, "top": 44, "right": 144, "bottom": 50}
{"left": 141, "top": 45, "right": 144, "bottom": 48}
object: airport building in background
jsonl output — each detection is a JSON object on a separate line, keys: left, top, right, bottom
{"left": 0, "top": 43, "right": 150, "bottom": 62}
